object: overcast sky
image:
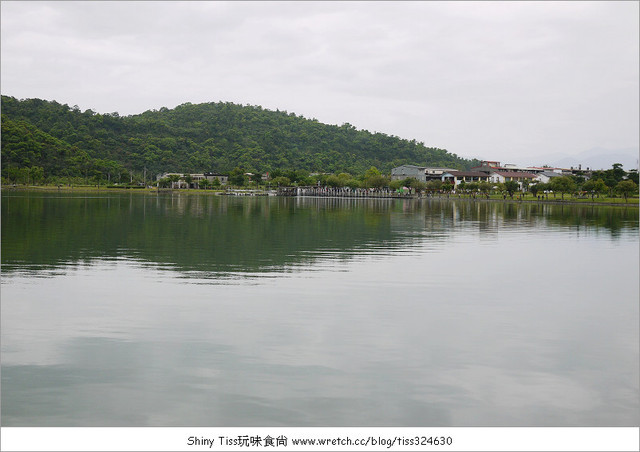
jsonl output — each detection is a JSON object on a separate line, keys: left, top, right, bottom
{"left": 1, "top": 1, "right": 638, "bottom": 166}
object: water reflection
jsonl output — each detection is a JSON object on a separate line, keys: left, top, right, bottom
{"left": 1, "top": 193, "right": 638, "bottom": 427}
{"left": 2, "top": 193, "right": 637, "bottom": 278}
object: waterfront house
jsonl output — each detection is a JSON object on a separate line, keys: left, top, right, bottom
{"left": 470, "top": 159, "right": 594, "bottom": 185}
{"left": 488, "top": 171, "right": 537, "bottom": 189}
{"left": 534, "top": 171, "right": 564, "bottom": 184}
{"left": 157, "top": 172, "right": 228, "bottom": 188}
{"left": 157, "top": 172, "right": 190, "bottom": 189}
{"left": 203, "top": 172, "right": 229, "bottom": 185}
{"left": 391, "top": 165, "right": 458, "bottom": 182}
{"left": 441, "top": 171, "right": 490, "bottom": 187}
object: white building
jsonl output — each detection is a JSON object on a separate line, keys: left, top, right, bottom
{"left": 534, "top": 171, "right": 564, "bottom": 184}
{"left": 488, "top": 171, "right": 536, "bottom": 189}
{"left": 157, "top": 172, "right": 228, "bottom": 188}
{"left": 391, "top": 165, "right": 458, "bottom": 182}
{"left": 441, "top": 171, "right": 491, "bottom": 187}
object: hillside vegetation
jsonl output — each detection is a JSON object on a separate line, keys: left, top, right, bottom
{"left": 1, "top": 95, "right": 477, "bottom": 184}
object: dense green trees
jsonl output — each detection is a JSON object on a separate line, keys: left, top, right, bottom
{"left": 439, "top": 167, "right": 637, "bottom": 202}
{"left": 582, "top": 178, "right": 608, "bottom": 200}
{"left": 426, "top": 180, "right": 444, "bottom": 193}
{"left": 271, "top": 176, "right": 291, "bottom": 187}
{"left": 616, "top": 180, "right": 638, "bottom": 201}
{"left": 1, "top": 96, "right": 477, "bottom": 184}
{"left": 550, "top": 176, "right": 577, "bottom": 200}
{"left": 3, "top": 96, "right": 637, "bottom": 202}
{"left": 591, "top": 163, "right": 630, "bottom": 196}
{"left": 228, "top": 167, "right": 247, "bottom": 186}
{"left": 503, "top": 181, "right": 520, "bottom": 197}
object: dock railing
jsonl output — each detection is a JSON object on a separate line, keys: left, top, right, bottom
{"left": 276, "top": 186, "right": 416, "bottom": 198}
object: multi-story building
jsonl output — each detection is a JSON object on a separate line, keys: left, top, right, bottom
{"left": 391, "top": 165, "right": 458, "bottom": 182}
{"left": 440, "top": 171, "right": 491, "bottom": 187}
{"left": 157, "top": 172, "right": 228, "bottom": 188}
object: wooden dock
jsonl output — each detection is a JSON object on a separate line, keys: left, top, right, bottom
{"left": 277, "top": 186, "right": 416, "bottom": 199}
{"left": 221, "top": 189, "right": 276, "bottom": 196}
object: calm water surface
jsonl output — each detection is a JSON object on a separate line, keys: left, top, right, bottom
{"left": 1, "top": 191, "right": 638, "bottom": 426}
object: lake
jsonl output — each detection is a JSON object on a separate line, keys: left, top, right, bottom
{"left": 1, "top": 191, "right": 638, "bottom": 427}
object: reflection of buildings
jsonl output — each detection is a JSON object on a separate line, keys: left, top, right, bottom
{"left": 392, "top": 198, "right": 555, "bottom": 240}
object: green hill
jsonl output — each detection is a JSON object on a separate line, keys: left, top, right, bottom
{"left": 1, "top": 95, "right": 478, "bottom": 183}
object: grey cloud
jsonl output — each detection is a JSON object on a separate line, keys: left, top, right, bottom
{"left": 1, "top": 1, "right": 637, "bottom": 165}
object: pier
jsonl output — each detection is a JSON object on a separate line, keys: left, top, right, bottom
{"left": 221, "top": 189, "right": 276, "bottom": 196}
{"left": 276, "top": 186, "right": 416, "bottom": 198}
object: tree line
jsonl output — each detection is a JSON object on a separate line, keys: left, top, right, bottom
{"left": 156, "top": 162, "right": 637, "bottom": 202}
{"left": 1, "top": 95, "right": 478, "bottom": 185}
{"left": 448, "top": 165, "right": 638, "bottom": 201}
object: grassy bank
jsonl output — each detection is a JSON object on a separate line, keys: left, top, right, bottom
{"left": 1, "top": 184, "right": 224, "bottom": 195}
{"left": 3, "top": 184, "right": 639, "bottom": 207}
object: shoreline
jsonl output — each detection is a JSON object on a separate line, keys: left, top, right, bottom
{"left": 2, "top": 184, "right": 638, "bottom": 208}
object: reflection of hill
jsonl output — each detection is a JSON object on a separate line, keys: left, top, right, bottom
{"left": 2, "top": 194, "right": 637, "bottom": 277}
{"left": 0, "top": 194, "right": 417, "bottom": 276}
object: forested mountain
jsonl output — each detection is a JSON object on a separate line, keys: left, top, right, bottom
{"left": 1, "top": 95, "right": 478, "bottom": 183}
